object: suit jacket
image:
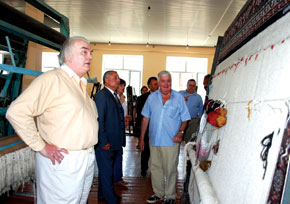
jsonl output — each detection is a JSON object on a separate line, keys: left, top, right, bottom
{"left": 136, "top": 92, "right": 150, "bottom": 128}
{"left": 94, "top": 87, "right": 125, "bottom": 151}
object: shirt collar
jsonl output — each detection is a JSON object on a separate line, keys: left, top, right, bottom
{"left": 157, "top": 89, "right": 175, "bottom": 98}
{"left": 105, "top": 86, "right": 116, "bottom": 95}
{"left": 184, "top": 90, "right": 195, "bottom": 96}
{"left": 60, "top": 64, "right": 87, "bottom": 83}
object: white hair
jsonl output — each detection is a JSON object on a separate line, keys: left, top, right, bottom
{"left": 59, "top": 36, "right": 90, "bottom": 65}
{"left": 157, "top": 70, "right": 171, "bottom": 81}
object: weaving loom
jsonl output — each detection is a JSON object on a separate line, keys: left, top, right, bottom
{"left": 187, "top": 0, "right": 290, "bottom": 203}
{"left": 0, "top": 135, "right": 35, "bottom": 195}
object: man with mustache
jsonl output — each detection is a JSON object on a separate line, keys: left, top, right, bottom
{"left": 94, "top": 71, "right": 125, "bottom": 204}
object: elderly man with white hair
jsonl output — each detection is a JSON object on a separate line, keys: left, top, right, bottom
{"left": 138, "top": 70, "right": 190, "bottom": 204}
{"left": 6, "top": 36, "right": 99, "bottom": 204}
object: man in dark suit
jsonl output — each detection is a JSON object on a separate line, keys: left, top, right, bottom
{"left": 94, "top": 70, "right": 125, "bottom": 204}
{"left": 136, "top": 76, "right": 159, "bottom": 176}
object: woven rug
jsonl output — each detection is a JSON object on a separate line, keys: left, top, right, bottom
{"left": 267, "top": 116, "right": 290, "bottom": 203}
{"left": 218, "top": 0, "right": 290, "bottom": 63}
{"left": 0, "top": 135, "right": 34, "bottom": 195}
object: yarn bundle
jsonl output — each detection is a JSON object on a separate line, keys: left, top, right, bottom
{"left": 204, "top": 99, "right": 227, "bottom": 128}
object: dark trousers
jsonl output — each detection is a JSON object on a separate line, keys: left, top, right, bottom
{"left": 141, "top": 132, "right": 150, "bottom": 172}
{"left": 96, "top": 149, "right": 120, "bottom": 204}
{"left": 113, "top": 148, "right": 123, "bottom": 183}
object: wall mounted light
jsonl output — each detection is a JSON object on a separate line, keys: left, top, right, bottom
{"left": 146, "top": 42, "right": 149, "bottom": 47}
{"left": 108, "top": 41, "right": 111, "bottom": 46}
{"left": 186, "top": 44, "right": 189, "bottom": 50}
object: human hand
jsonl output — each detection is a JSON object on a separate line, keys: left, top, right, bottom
{"left": 138, "top": 139, "right": 144, "bottom": 152}
{"left": 126, "top": 115, "right": 132, "bottom": 121}
{"left": 125, "top": 115, "right": 132, "bottom": 126}
{"left": 173, "top": 133, "right": 183, "bottom": 143}
{"left": 39, "top": 144, "right": 69, "bottom": 165}
{"left": 120, "top": 94, "right": 125, "bottom": 104}
{"left": 102, "top": 143, "right": 110, "bottom": 151}
{"left": 184, "top": 96, "right": 189, "bottom": 101}
{"left": 125, "top": 118, "right": 129, "bottom": 126}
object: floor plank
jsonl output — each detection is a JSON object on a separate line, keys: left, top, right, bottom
{"left": 1, "top": 136, "right": 186, "bottom": 204}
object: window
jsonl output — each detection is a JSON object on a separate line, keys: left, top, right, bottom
{"left": 0, "top": 51, "right": 11, "bottom": 75}
{"left": 102, "top": 54, "right": 143, "bottom": 96}
{"left": 42, "top": 52, "right": 60, "bottom": 72}
{"left": 166, "top": 56, "right": 208, "bottom": 100}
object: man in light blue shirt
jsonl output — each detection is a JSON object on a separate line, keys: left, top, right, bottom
{"left": 179, "top": 79, "right": 203, "bottom": 142}
{"left": 138, "top": 70, "right": 190, "bottom": 204}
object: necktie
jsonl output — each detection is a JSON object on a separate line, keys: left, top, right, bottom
{"left": 114, "top": 92, "right": 122, "bottom": 106}
{"left": 113, "top": 92, "right": 125, "bottom": 117}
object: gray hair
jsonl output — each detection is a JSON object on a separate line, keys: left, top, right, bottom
{"left": 103, "top": 70, "right": 117, "bottom": 84}
{"left": 59, "top": 36, "right": 90, "bottom": 65}
{"left": 157, "top": 70, "right": 171, "bottom": 81}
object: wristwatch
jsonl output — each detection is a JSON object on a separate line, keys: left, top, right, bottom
{"left": 179, "top": 130, "right": 184, "bottom": 134}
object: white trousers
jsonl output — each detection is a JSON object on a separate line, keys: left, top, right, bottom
{"left": 35, "top": 148, "right": 95, "bottom": 204}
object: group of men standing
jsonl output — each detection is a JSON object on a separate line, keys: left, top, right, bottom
{"left": 5, "top": 36, "right": 209, "bottom": 204}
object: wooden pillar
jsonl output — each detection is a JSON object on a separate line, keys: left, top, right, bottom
{"left": 23, "top": 3, "right": 44, "bottom": 91}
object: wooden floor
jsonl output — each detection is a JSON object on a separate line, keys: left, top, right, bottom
{"left": 0, "top": 136, "right": 187, "bottom": 204}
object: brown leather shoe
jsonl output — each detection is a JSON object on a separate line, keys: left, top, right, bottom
{"left": 115, "top": 180, "right": 128, "bottom": 186}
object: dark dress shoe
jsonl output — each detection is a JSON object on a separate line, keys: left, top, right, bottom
{"left": 141, "top": 170, "right": 147, "bottom": 177}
